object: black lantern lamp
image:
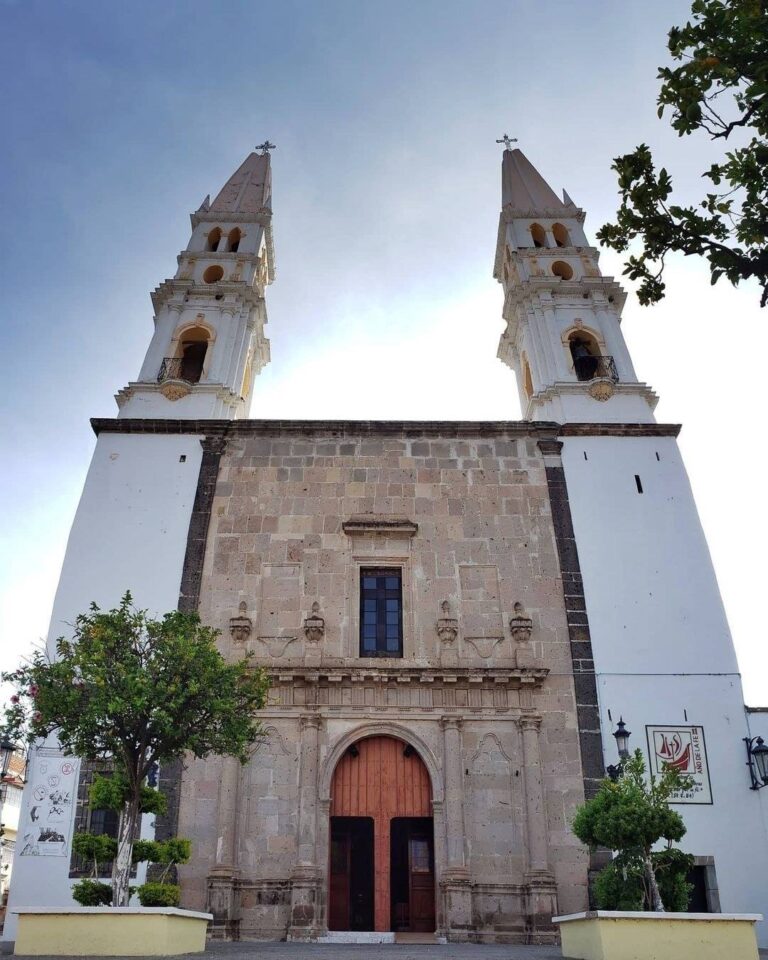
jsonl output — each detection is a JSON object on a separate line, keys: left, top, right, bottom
{"left": 744, "top": 736, "right": 768, "bottom": 790}
{"left": 613, "top": 718, "right": 631, "bottom": 760}
{"left": 0, "top": 737, "right": 17, "bottom": 781}
{"left": 607, "top": 718, "right": 631, "bottom": 782}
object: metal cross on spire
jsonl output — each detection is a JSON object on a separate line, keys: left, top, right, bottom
{"left": 496, "top": 134, "right": 518, "bottom": 152}
{"left": 256, "top": 140, "right": 276, "bottom": 155}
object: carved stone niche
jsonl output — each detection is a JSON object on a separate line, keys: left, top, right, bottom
{"left": 229, "top": 601, "right": 252, "bottom": 644}
{"left": 510, "top": 602, "right": 536, "bottom": 669}
{"left": 303, "top": 602, "right": 325, "bottom": 644}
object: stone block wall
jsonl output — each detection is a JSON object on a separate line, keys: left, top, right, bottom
{"left": 175, "top": 425, "right": 590, "bottom": 941}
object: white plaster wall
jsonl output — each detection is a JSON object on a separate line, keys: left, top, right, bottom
{"left": 562, "top": 435, "right": 768, "bottom": 942}
{"left": 3, "top": 432, "right": 202, "bottom": 942}
{"left": 562, "top": 436, "right": 737, "bottom": 675}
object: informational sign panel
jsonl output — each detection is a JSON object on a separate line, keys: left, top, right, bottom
{"left": 18, "top": 753, "right": 80, "bottom": 857}
{"left": 645, "top": 725, "right": 712, "bottom": 804}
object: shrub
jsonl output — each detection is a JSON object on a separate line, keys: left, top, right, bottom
{"left": 72, "top": 879, "right": 112, "bottom": 907}
{"left": 571, "top": 750, "right": 695, "bottom": 911}
{"left": 136, "top": 882, "right": 181, "bottom": 907}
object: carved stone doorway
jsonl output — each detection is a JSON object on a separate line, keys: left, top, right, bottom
{"left": 328, "top": 735, "right": 435, "bottom": 933}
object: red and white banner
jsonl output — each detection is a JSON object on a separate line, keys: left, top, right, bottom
{"left": 645, "top": 725, "right": 712, "bottom": 804}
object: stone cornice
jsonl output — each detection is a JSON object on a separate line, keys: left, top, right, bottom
{"left": 343, "top": 517, "right": 418, "bottom": 537}
{"left": 151, "top": 279, "right": 265, "bottom": 313}
{"left": 190, "top": 208, "right": 272, "bottom": 229}
{"left": 502, "top": 276, "right": 627, "bottom": 318}
{"left": 532, "top": 380, "right": 660, "bottom": 411}
{"left": 500, "top": 204, "right": 586, "bottom": 224}
{"left": 559, "top": 422, "right": 682, "bottom": 437}
{"left": 91, "top": 417, "right": 682, "bottom": 439}
{"left": 266, "top": 666, "right": 549, "bottom": 686}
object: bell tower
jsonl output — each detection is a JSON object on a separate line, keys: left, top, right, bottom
{"left": 494, "top": 147, "right": 657, "bottom": 423}
{"left": 116, "top": 148, "right": 275, "bottom": 419}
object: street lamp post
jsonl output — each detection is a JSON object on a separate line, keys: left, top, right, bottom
{"left": 606, "top": 718, "right": 631, "bottom": 782}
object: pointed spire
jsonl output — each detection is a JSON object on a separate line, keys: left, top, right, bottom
{"left": 563, "top": 188, "right": 575, "bottom": 206}
{"left": 197, "top": 194, "right": 210, "bottom": 213}
{"left": 501, "top": 148, "right": 566, "bottom": 210}
{"left": 210, "top": 151, "right": 272, "bottom": 215}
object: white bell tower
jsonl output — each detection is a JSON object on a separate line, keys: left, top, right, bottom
{"left": 494, "top": 148, "right": 657, "bottom": 423}
{"left": 116, "top": 148, "right": 275, "bottom": 419}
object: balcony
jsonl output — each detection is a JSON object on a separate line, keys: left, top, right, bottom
{"left": 573, "top": 354, "right": 618, "bottom": 383}
{"left": 157, "top": 357, "right": 203, "bottom": 384}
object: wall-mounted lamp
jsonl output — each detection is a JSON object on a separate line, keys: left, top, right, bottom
{"left": 744, "top": 736, "right": 768, "bottom": 790}
{"left": 0, "top": 737, "right": 18, "bottom": 781}
{"left": 606, "top": 718, "right": 631, "bottom": 782}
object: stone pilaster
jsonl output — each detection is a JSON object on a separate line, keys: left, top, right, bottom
{"left": 288, "top": 714, "right": 323, "bottom": 939}
{"left": 439, "top": 716, "right": 472, "bottom": 939}
{"left": 206, "top": 757, "right": 242, "bottom": 938}
{"left": 515, "top": 713, "right": 558, "bottom": 940}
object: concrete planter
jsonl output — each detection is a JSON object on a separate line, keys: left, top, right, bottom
{"left": 553, "top": 910, "right": 762, "bottom": 960}
{"left": 13, "top": 907, "right": 213, "bottom": 956}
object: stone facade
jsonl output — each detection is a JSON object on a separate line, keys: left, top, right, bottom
{"left": 176, "top": 423, "right": 590, "bottom": 942}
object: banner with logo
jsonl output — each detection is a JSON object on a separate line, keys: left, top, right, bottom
{"left": 18, "top": 752, "right": 80, "bottom": 857}
{"left": 645, "top": 725, "right": 712, "bottom": 804}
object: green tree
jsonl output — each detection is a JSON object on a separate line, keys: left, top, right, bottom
{"left": 598, "top": 0, "right": 768, "bottom": 306}
{"left": 2, "top": 593, "right": 269, "bottom": 907}
{"left": 572, "top": 750, "right": 695, "bottom": 911}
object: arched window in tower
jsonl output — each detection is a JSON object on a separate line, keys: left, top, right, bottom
{"left": 207, "top": 228, "right": 222, "bottom": 252}
{"left": 568, "top": 331, "right": 600, "bottom": 381}
{"left": 228, "top": 228, "right": 241, "bottom": 253}
{"left": 530, "top": 223, "right": 547, "bottom": 248}
{"left": 177, "top": 326, "right": 210, "bottom": 384}
{"left": 552, "top": 223, "right": 570, "bottom": 247}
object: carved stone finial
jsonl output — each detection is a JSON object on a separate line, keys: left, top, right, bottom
{"left": 510, "top": 602, "right": 539, "bottom": 669}
{"left": 230, "top": 601, "right": 252, "bottom": 644}
{"left": 509, "top": 603, "right": 533, "bottom": 644}
{"left": 303, "top": 602, "right": 325, "bottom": 644}
{"left": 436, "top": 600, "right": 459, "bottom": 645}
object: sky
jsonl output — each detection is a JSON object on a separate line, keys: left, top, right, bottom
{"left": 0, "top": 0, "right": 765, "bottom": 703}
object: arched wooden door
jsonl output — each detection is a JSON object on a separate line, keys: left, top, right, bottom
{"left": 329, "top": 735, "right": 434, "bottom": 932}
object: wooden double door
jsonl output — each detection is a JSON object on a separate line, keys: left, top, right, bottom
{"left": 329, "top": 815, "right": 435, "bottom": 933}
{"left": 328, "top": 736, "right": 436, "bottom": 933}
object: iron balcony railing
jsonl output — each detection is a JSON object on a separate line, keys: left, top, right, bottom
{"left": 157, "top": 357, "right": 203, "bottom": 384}
{"left": 573, "top": 354, "right": 619, "bottom": 383}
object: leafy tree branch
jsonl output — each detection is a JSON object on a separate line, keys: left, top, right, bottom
{"left": 598, "top": 0, "right": 768, "bottom": 307}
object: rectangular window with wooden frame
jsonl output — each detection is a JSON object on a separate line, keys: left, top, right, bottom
{"left": 360, "top": 568, "right": 403, "bottom": 657}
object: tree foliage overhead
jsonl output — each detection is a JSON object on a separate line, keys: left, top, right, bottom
{"left": 2, "top": 594, "right": 269, "bottom": 781}
{"left": 1, "top": 593, "right": 269, "bottom": 907}
{"left": 598, "top": 0, "right": 768, "bottom": 306}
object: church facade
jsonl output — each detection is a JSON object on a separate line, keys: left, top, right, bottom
{"left": 5, "top": 147, "right": 768, "bottom": 946}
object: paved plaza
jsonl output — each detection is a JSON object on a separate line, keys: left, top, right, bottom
{"left": 9, "top": 941, "right": 563, "bottom": 960}
{"left": 9, "top": 938, "right": 768, "bottom": 959}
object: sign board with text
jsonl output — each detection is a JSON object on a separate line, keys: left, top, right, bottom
{"left": 645, "top": 725, "right": 713, "bottom": 804}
